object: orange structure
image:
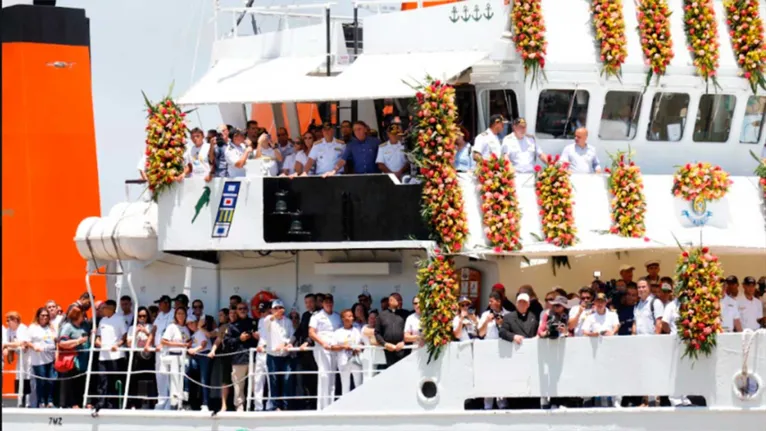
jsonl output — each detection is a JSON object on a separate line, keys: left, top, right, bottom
{"left": 2, "top": 5, "right": 105, "bottom": 397}
{"left": 401, "top": 0, "right": 460, "bottom": 10}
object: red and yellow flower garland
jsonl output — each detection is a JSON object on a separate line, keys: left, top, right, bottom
{"left": 675, "top": 246, "right": 724, "bottom": 360}
{"left": 417, "top": 251, "right": 459, "bottom": 363}
{"left": 534, "top": 157, "right": 577, "bottom": 247}
{"left": 682, "top": 0, "right": 720, "bottom": 87}
{"left": 636, "top": 0, "right": 675, "bottom": 83}
{"left": 143, "top": 92, "right": 189, "bottom": 201}
{"left": 412, "top": 78, "right": 469, "bottom": 253}
{"left": 723, "top": 0, "right": 766, "bottom": 93}
{"left": 672, "top": 162, "right": 732, "bottom": 202}
{"left": 512, "top": 0, "right": 547, "bottom": 84}
{"left": 591, "top": 0, "right": 628, "bottom": 78}
{"left": 605, "top": 150, "right": 647, "bottom": 238}
{"left": 750, "top": 150, "right": 766, "bottom": 201}
{"left": 475, "top": 154, "right": 523, "bottom": 252}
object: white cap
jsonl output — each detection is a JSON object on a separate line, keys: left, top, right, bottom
{"left": 516, "top": 293, "right": 530, "bottom": 303}
{"left": 186, "top": 314, "right": 198, "bottom": 323}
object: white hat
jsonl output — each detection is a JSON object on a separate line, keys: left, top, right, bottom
{"left": 516, "top": 293, "right": 530, "bottom": 303}
{"left": 186, "top": 314, "right": 198, "bottom": 323}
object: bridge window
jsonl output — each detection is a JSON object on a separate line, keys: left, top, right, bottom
{"left": 535, "top": 89, "right": 590, "bottom": 139}
{"left": 454, "top": 84, "right": 478, "bottom": 142}
{"left": 482, "top": 89, "right": 519, "bottom": 141}
{"left": 693, "top": 94, "right": 736, "bottom": 143}
{"left": 599, "top": 91, "right": 642, "bottom": 140}
{"left": 740, "top": 96, "right": 766, "bottom": 144}
{"left": 647, "top": 92, "right": 689, "bottom": 142}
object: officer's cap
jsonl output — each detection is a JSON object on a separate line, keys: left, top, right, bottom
{"left": 512, "top": 118, "right": 527, "bottom": 127}
{"left": 388, "top": 124, "right": 403, "bottom": 136}
{"left": 489, "top": 114, "right": 505, "bottom": 126}
{"left": 322, "top": 122, "right": 334, "bottom": 130}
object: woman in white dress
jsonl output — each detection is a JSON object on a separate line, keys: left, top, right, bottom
{"left": 160, "top": 307, "right": 191, "bottom": 409}
{"left": 27, "top": 307, "right": 57, "bottom": 407}
{"left": 281, "top": 139, "right": 308, "bottom": 177}
{"left": 331, "top": 310, "right": 363, "bottom": 395}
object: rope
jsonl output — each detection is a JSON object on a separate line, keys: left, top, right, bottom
{"left": 740, "top": 328, "right": 766, "bottom": 377}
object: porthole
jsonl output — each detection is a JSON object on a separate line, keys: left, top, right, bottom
{"left": 418, "top": 377, "right": 439, "bottom": 405}
{"left": 732, "top": 372, "right": 763, "bottom": 401}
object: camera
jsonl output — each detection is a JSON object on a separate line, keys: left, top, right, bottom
{"left": 215, "top": 133, "right": 226, "bottom": 147}
{"left": 593, "top": 270, "right": 601, "bottom": 279}
{"left": 546, "top": 314, "right": 564, "bottom": 339}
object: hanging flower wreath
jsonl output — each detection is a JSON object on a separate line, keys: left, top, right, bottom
{"left": 411, "top": 78, "right": 468, "bottom": 253}
{"left": 475, "top": 154, "right": 523, "bottom": 252}
{"left": 636, "top": 0, "right": 675, "bottom": 84}
{"left": 672, "top": 162, "right": 732, "bottom": 202}
{"left": 534, "top": 156, "right": 577, "bottom": 247}
{"left": 675, "top": 245, "right": 724, "bottom": 360}
{"left": 416, "top": 250, "right": 459, "bottom": 363}
{"left": 512, "top": 0, "right": 547, "bottom": 85}
{"left": 723, "top": 0, "right": 766, "bottom": 94}
{"left": 682, "top": 0, "right": 720, "bottom": 89}
{"left": 750, "top": 150, "right": 766, "bottom": 201}
{"left": 591, "top": 0, "right": 628, "bottom": 79}
{"left": 142, "top": 89, "right": 189, "bottom": 201}
{"left": 605, "top": 150, "right": 647, "bottom": 238}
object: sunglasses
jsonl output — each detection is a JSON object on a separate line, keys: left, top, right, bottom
{"left": 545, "top": 298, "right": 555, "bottom": 302}
{"left": 138, "top": 314, "right": 148, "bottom": 318}
{"left": 581, "top": 296, "right": 592, "bottom": 301}
{"left": 237, "top": 307, "right": 248, "bottom": 311}
{"left": 193, "top": 305, "right": 203, "bottom": 309}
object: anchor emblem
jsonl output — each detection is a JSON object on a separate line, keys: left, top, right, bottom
{"left": 461, "top": 5, "right": 471, "bottom": 22}
{"left": 484, "top": 3, "right": 494, "bottom": 20}
{"left": 472, "top": 5, "right": 482, "bottom": 21}
{"left": 449, "top": 6, "right": 459, "bottom": 23}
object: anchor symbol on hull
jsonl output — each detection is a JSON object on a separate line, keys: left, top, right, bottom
{"left": 462, "top": 5, "right": 471, "bottom": 22}
{"left": 484, "top": 3, "right": 494, "bottom": 20}
{"left": 472, "top": 5, "right": 482, "bottom": 21}
{"left": 449, "top": 6, "right": 459, "bottom": 22}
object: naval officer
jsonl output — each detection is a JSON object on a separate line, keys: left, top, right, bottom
{"left": 472, "top": 114, "right": 506, "bottom": 163}
{"left": 501, "top": 118, "right": 549, "bottom": 173}
{"left": 375, "top": 124, "right": 409, "bottom": 179}
{"left": 302, "top": 123, "right": 345, "bottom": 176}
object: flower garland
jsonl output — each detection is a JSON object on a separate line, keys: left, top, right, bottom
{"left": 723, "top": 0, "right": 766, "bottom": 93}
{"left": 675, "top": 245, "right": 724, "bottom": 360}
{"left": 411, "top": 78, "right": 469, "bottom": 253}
{"left": 636, "top": 0, "right": 675, "bottom": 84}
{"left": 142, "top": 90, "right": 188, "bottom": 201}
{"left": 682, "top": 0, "right": 720, "bottom": 88}
{"left": 475, "top": 154, "right": 523, "bottom": 252}
{"left": 750, "top": 150, "right": 766, "bottom": 201}
{"left": 416, "top": 251, "right": 459, "bottom": 363}
{"left": 605, "top": 150, "right": 647, "bottom": 238}
{"left": 512, "top": 0, "right": 547, "bottom": 85}
{"left": 591, "top": 0, "right": 628, "bottom": 79}
{"left": 671, "top": 162, "right": 732, "bottom": 202}
{"left": 534, "top": 156, "right": 577, "bottom": 247}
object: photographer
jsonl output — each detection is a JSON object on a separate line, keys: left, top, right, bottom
{"left": 452, "top": 296, "right": 478, "bottom": 341}
{"left": 537, "top": 296, "right": 569, "bottom": 339}
{"left": 477, "top": 292, "right": 508, "bottom": 340}
{"left": 207, "top": 131, "right": 229, "bottom": 178}
{"left": 568, "top": 287, "right": 595, "bottom": 336}
{"left": 254, "top": 132, "right": 283, "bottom": 177}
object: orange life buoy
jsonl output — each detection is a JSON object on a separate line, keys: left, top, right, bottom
{"left": 250, "top": 291, "right": 277, "bottom": 319}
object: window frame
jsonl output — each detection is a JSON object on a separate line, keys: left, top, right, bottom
{"left": 598, "top": 90, "right": 643, "bottom": 141}
{"left": 535, "top": 89, "right": 591, "bottom": 139}
{"left": 740, "top": 95, "right": 766, "bottom": 145}
{"left": 645, "top": 92, "right": 691, "bottom": 143}
{"left": 692, "top": 94, "right": 737, "bottom": 144}
{"left": 480, "top": 88, "right": 520, "bottom": 139}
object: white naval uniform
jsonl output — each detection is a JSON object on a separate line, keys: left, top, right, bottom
{"left": 375, "top": 140, "right": 408, "bottom": 173}
{"left": 309, "top": 310, "right": 341, "bottom": 409}
{"left": 152, "top": 310, "right": 173, "bottom": 410}
{"left": 501, "top": 134, "right": 543, "bottom": 173}
{"left": 251, "top": 317, "right": 269, "bottom": 411}
{"left": 308, "top": 139, "right": 345, "bottom": 175}
{"left": 472, "top": 128, "right": 503, "bottom": 159}
{"left": 225, "top": 142, "right": 248, "bottom": 177}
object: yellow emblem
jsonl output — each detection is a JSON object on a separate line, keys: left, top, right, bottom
{"left": 692, "top": 196, "right": 707, "bottom": 216}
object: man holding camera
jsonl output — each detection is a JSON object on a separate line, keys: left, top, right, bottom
{"left": 538, "top": 296, "right": 569, "bottom": 339}
{"left": 453, "top": 296, "right": 478, "bottom": 341}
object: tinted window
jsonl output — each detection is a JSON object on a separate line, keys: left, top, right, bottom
{"left": 693, "top": 95, "right": 736, "bottom": 143}
{"left": 647, "top": 93, "right": 689, "bottom": 142}
{"left": 599, "top": 91, "right": 642, "bottom": 140}
{"left": 741, "top": 96, "right": 766, "bottom": 144}
{"left": 484, "top": 89, "right": 519, "bottom": 140}
{"left": 454, "top": 85, "right": 478, "bottom": 142}
{"left": 536, "top": 90, "right": 590, "bottom": 139}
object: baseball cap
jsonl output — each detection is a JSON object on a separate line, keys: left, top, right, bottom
{"left": 743, "top": 276, "right": 756, "bottom": 285}
{"left": 271, "top": 299, "right": 285, "bottom": 309}
{"left": 516, "top": 293, "right": 530, "bottom": 303}
{"left": 489, "top": 114, "right": 505, "bottom": 126}
{"left": 458, "top": 296, "right": 472, "bottom": 305}
{"left": 257, "top": 301, "right": 271, "bottom": 312}
{"left": 492, "top": 283, "right": 505, "bottom": 291}
{"left": 725, "top": 275, "right": 739, "bottom": 284}
{"left": 549, "top": 296, "right": 570, "bottom": 308}
{"left": 172, "top": 294, "right": 189, "bottom": 304}
{"left": 594, "top": 292, "right": 607, "bottom": 302}
{"left": 154, "top": 295, "right": 171, "bottom": 304}
{"left": 645, "top": 260, "right": 660, "bottom": 267}
{"left": 661, "top": 283, "right": 673, "bottom": 292}
{"left": 358, "top": 292, "right": 372, "bottom": 300}
{"left": 619, "top": 264, "right": 635, "bottom": 272}
{"left": 512, "top": 117, "right": 527, "bottom": 127}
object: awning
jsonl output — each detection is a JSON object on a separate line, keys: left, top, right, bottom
{"left": 178, "top": 56, "right": 327, "bottom": 105}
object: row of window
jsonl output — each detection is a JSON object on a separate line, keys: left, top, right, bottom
{"left": 486, "top": 89, "right": 765, "bottom": 144}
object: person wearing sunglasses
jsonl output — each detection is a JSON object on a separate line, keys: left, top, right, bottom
{"left": 127, "top": 306, "right": 155, "bottom": 409}
{"left": 28, "top": 307, "right": 56, "bottom": 408}
{"left": 567, "top": 287, "right": 596, "bottom": 336}
{"left": 224, "top": 302, "right": 259, "bottom": 412}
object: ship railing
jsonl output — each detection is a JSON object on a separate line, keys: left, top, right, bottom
{"left": 1, "top": 344, "right": 419, "bottom": 410}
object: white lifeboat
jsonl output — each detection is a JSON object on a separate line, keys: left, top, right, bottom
{"left": 74, "top": 201, "right": 159, "bottom": 261}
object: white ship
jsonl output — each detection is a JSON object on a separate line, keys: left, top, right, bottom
{"left": 3, "top": 0, "right": 766, "bottom": 430}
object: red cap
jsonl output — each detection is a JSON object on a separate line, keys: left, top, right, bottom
{"left": 492, "top": 283, "right": 505, "bottom": 291}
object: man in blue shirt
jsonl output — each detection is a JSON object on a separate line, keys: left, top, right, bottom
{"left": 323, "top": 121, "right": 381, "bottom": 176}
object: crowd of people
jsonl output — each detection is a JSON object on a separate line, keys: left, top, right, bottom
{"left": 3, "top": 261, "right": 765, "bottom": 411}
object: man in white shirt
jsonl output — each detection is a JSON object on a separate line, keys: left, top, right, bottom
{"left": 265, "top": 300, "right": 295, "bottom": 411}
{"left": 721, "top": 281, "right": 743, "bottom": 333}
{"left": 183, "top": 127, "right": 212, "bottom": 181}
{"left": 309, "top": 293, "right": 342, "bottom": 409}
{"left": 582, "top": 293, "right": 620, "bottom": 336}
{"left": 661, "top": 298, "right": 680, "bottom": 335}
{"left": 567, "top": 287, "right": 596, "bottom": 336}
{"left": 632, "top": 278, "right": 664, "bottom": 335}
{"left": 303, "top": 123, "right": 345, "bottom": 176}
{"left": 151, "top": 295, "right": 173, "bottom": 410}
{"left": 738, "top": 276, "right": 763, "bottom": 330}
{"left": 118, "top": 295, "right": 134, "bottom": 328}
{"left": 225, "top": 129, "right": 252, "bottom": 178}
{"left": 375, "top": 124, "right": 409, "bottom": 179}
{"left": 331, "top": 309, "right": 363, "bottom": 395}
{"left": 472, "top": 114, "right": 506, "bottom": 163}
{"left": 501, "top": 118, "right": 549, "bottom": 173}
{"left": 275, "top": 127, "right": 294, "bottom": 173}
{"left": 477, "top": 291, "right": 509, "bottom": 410}
{"left": 559, "top": 128, "right": 602, "bottom": 173}
{"left": 404, "top": 297, "right": 422, "bottom": 346}
{"left": 95, "top": 300, "right": 127, "bottom": 409}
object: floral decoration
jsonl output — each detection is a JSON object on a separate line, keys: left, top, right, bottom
{"left": 475, "top": 154, "right": 523, "bottom": 252}
{"left": 750, "top": 150, "right": 766, "bottom": 201}
{"left": 142, "top": 89, "right": 189, "bottom": 201}
{"left": 534, "top": 156, "right": 577, "bottom": 247}
{"left": 512, "top": 0, "right": 548, "bottom": 85}
{"left": 724, "top": 0, "right": 766, "bottom": 93}
{"left": 682, "top": 0, "right": 720, "bottom": 89}
{"left": 671, "top": 162, "right": 732, "bottom": 202}
{"left": 416, "top": 250, "right": 459, "bottom": 363}
{"left": 674, "top": 245, "right": 724, "bottom": 360}
{"left": 591, "top": 0, "right": 628, "bottom": 79}
{"left": 411, "top": 77, "right": 469, "bottom": 253}
{"left": 605, "top": 150, "right": 647, "bottom": 238}
{"left": 636, "top": 0, "right": 675, "bottom": 84}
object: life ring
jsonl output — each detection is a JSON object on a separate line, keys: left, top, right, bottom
{"left": 250, "top": 291, "right": 277, "bottom": 319}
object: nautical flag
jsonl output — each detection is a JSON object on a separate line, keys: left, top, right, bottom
{"left": 212, "top": 223, "right": 231, "bottom": 238}
{"left": 211, "top": 180, "right": 241, "bottom": 238}
{"left": 222, "top": 197, "right": 236, "bottom": 208}
{"left": 216, "top": 208, "right": 234, "bottom": 223}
